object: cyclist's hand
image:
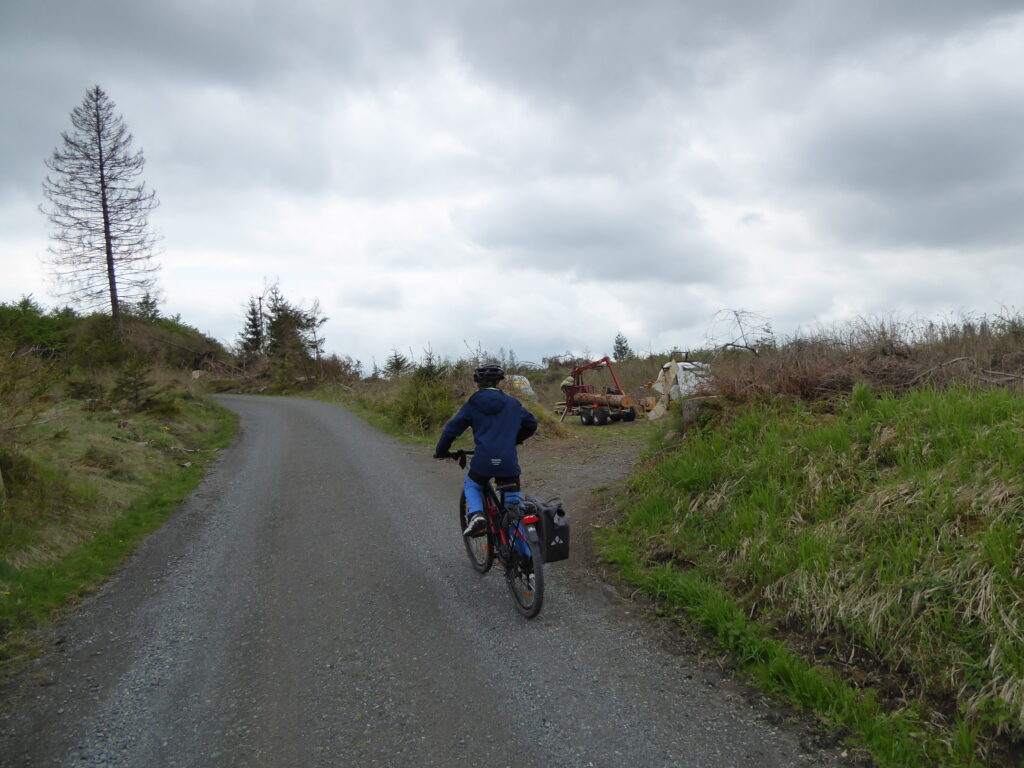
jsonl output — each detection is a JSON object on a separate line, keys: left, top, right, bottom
{"left": 433, "top": 450, "right": 453, "bottom": 460}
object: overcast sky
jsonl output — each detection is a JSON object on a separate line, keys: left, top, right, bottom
{"left": 3, "top": 1, "right": 1023, "bottom": 368}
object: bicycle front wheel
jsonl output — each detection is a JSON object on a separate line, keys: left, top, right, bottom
{"left": 506, "top": 528, "right": 544, "bottom": 619}
{"left": 460, "top": 491, "right": 494, "bottom": 573}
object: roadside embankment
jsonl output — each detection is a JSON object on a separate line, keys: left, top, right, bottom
{"left": 0, "top": 395, "right": 236, "bottom": 673}
{"left": 599, "top": 383, "right": 1024, "bottom": 767}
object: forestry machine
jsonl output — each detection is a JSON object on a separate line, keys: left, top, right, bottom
{"left": 558, "top": 356, "right": 636, "bottom": 426}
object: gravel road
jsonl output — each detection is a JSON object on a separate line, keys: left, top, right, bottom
{"left": 0, "top": 395, "right": 845, "bottom": 767}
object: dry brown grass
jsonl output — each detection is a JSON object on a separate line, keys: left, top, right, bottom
{"left": 708, "top": 313, "right": 1024, "bottom": 403}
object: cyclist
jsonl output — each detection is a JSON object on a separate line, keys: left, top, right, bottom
{"left": 434, "top": 363, "right": 539, "bottom": 535}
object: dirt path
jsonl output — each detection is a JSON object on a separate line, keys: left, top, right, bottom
{"left": 521, "top": 419, "right": 644, "bottom": 506}
{"left": 518, "top": 417, "right": 645, "bottom": 589}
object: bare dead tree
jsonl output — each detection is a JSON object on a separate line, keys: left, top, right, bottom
{"left": 41, "top": 85, "right": 160, "bottom": 326}
{"left": 706, "top": 308, "right": 775, "bottom": 354}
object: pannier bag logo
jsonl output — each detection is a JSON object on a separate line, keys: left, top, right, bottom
{"left": 525, "top": 494, "right": 570, "bottom": 563}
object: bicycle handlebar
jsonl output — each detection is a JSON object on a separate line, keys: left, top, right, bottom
{"left": 448, "top": 449, "right": 474, "bottom": 469}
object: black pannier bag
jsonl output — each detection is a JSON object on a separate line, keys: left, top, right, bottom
{"left": 523, "top": 495, "right": 570, "bottom": 563}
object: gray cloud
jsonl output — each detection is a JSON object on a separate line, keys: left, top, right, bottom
{"left": 453, "top": 183, "right": 728, "bottom": 283}
{"left": 444, "top": 1, "right": 1023, "bottom": 115}
{"left": 784, "top": 58, "right": 1024, "bottom": 248}
{"left": 3, "top": 0, "right": 1024, "bottom": 362}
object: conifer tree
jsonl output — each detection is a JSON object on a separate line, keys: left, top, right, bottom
{"left": 384, "top": 348, "right": 412, "bottom": 379}
{"left": 237, "top": 297, "right": 266, "bottom": 362}
{"left": 266, "top": 286, "right": 308, "bottom": 362}
{"left": 613, "top": 332, "right": 634, "bottom": 362}
{"left": 41, "top": 86, "right": 160, "bottom": 324}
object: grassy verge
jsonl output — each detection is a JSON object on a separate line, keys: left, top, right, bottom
{"left": 0, "top": 394, "right": 237, "bottom": 672}
{"left": 597, "top": 385, "right": 1024, "bottom": 766}
{"left": 309, "top": 380, "right": 570, "bottom": 445}
{"left": 309, "top": 383, "right": 438, "bottom": 445}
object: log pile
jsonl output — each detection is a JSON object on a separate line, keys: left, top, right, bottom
{"left": 573, "top": 392, "right": 634, "bottom": 408}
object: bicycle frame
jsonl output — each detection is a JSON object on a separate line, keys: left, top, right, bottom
{"left": 448, "top": 448, "right": 545, "bottom": 618}
{"left": 481, "top": 482, "right": 541, "bottom": 565}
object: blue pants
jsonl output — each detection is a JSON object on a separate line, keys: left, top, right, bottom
{"left": 464, "top": 473, "right": 528, "bottom": 556}
{"left": 464, "top": 473, "right": 521, "bottom": 516}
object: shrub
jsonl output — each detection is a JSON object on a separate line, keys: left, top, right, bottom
{"left": 0, "top": 342, "right": 56, "bottom": 448}
{"left": 386, "top": 356, "right": 459, "bottom": 432}
{"left": 65, "top": 377, "right": 106, "bottom": 403}
{"left": 111, "top": 359, "right": 157, "bottom": 412}
{"left": 0, "top": 297, "right": 77, "bottom": 355}
{"left": 143, "top": 393, "right": 182, "bottom": 419}
{"left": 62, "top": 314, "right": 128, "bottom": 369}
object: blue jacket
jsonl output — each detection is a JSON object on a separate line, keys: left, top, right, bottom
{"left": 435, "top": 389, "right": 538, "bottom": 477}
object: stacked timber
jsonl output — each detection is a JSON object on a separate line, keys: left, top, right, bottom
{"left": 574, "top": 393, "right": 634, "bottom": 408}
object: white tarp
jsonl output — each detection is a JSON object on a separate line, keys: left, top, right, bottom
{"left": 648, "top": 361, "right": 709, "bottom": 419}
{"left": 508, "top": 374, "right": 535, "bottom": 397}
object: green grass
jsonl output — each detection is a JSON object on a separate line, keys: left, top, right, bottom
{"left": 309, "top": 383, "right": 438, "bottom": 445}
{"left": 598, "top": 384, "right": 1024, "bottom": 766}
{"left": 0, "top": 395, "right": 237, "bottom": 671}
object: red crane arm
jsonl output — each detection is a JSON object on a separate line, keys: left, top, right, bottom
{"left": 570, "top": 356, "right": 624, "bottom": 395}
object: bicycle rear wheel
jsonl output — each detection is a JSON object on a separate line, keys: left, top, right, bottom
{"left": 460, "top": 491, "right": 494, "bottom": 573}
{"left": 506, "top": 528, "right": 544, "bottom": 619}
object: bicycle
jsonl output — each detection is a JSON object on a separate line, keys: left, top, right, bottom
{"left": 446, "top": 450, "right": 545, "bottom": 619}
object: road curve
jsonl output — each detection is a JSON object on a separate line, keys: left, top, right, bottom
{"left": 1, "top": 396, "right": 839, "bottom": 768}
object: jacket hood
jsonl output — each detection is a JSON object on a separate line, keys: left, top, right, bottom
{"left": 469, "top": 388, "right": 507, "bottom": 415}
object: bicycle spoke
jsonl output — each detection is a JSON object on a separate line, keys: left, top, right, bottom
{"left": 460, "top": 491, "right": 494, "bottom": 573}
{"left": 505, "top": 525, "right": 544, "bottom": 619}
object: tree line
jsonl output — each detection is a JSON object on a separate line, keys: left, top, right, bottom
{"left": 234, "top": 282, "right": 359, "bottom": 387}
